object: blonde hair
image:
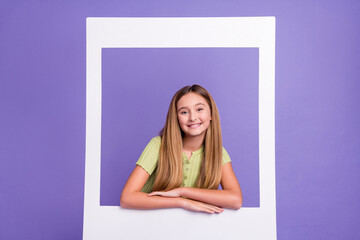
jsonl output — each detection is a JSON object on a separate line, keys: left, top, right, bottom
{"left": 152, "top": 84, "right": 223, "bottom": 191}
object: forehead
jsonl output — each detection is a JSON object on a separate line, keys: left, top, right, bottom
{"left": 177, "top": 92, "right": 209, "bottom": 109}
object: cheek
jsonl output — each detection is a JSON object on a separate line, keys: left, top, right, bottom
{"left": 177, "top": 115, "right": 186, "bottom": 126}
{"left": 202, "top": 112, "right": 212, "bottom": 122}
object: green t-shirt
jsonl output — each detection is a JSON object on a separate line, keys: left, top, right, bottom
{"left": 136, "top": 136, "right": 231, "bottom": 193}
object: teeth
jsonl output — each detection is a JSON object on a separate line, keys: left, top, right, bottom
{"left": 189, "top": 124, "right": 200, "bottom": 127}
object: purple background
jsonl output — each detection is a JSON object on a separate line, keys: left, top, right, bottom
{"left": 100, "top": 48, "right": 259, "bottom": 207}
{"left": 1, "top": 0, "right": 359, "bottom": 240}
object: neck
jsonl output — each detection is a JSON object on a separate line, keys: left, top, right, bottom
{"left": 182, "top": 133, "right": 205, "bottom": 152}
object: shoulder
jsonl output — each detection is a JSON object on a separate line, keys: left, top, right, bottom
{"left": 136, "top": 136, "right": 162, "bottom": 175}
{"left": 151, "top": 136, "right": 162, "bottom": 144}
{"left": 222, "top": 146, "right": 231, "bottom": 164}
{"left": 145, "top": 136, "right": 161, "bottom": 150}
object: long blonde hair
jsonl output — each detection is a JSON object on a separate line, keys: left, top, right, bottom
{"left": 152, "top": 84, "right": 223, "bottom": 191}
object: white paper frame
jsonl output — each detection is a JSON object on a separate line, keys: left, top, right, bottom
{"left": 84, "top": 17, "right": 276, "bottom": 240}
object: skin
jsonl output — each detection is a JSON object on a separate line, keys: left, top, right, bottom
{"left": 120, "top": 93, "right": 242, "bottom": 213}
{"left": 177, "top": 92, "right": 212, "bottom": 157}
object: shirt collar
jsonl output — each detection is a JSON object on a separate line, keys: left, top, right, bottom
{"left": 182, "top": 145, "right": 204, "bottom": 157}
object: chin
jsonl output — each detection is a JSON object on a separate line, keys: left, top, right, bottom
{"left": 186, "top": 130, "right": 206, "bottom": 138}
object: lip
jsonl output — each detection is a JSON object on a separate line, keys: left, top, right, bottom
{"left": 187, "top": 123, "right": 202, "bottom": 128}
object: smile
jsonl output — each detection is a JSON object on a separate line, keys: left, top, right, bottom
{"left": 187, "top": 123, "right": 201, "bottom": 128}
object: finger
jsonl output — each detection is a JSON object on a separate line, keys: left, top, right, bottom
{"left": 211, "top": 206, "right": 224, "bottom": 212}
{"left": 205, "top": 206, "right": 221, "bottom": 213}
{"left": 203, "top": 210, "right": 215, "bottom": 214}
{"left": 198, "top": 207, "right": 215, "bottom": 214}
{"left": 148, "top": 192, "right": 161, "bottom": 196}
{"left": 194, "top": 203, "right": 218, "bottom": 214}
{"left": 212, "top": 207, "right": 224, "bottom": 213}
{"left": 203, "top": 204, "right": 223, "bottom": 213}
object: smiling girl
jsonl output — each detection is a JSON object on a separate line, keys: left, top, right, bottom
{"left": 120, "top": 84, "right": 242, "bottom": 213}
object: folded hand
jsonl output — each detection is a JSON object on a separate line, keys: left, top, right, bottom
{"left": 148, "top": 188, "right": 181, "bottom": 198}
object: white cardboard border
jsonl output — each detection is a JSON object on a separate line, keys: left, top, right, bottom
{"left": 84, "top": 17, "right": 276, "bottom": 240}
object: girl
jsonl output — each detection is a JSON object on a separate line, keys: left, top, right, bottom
{"left": 120, "top": 84, "right": 242, "bottom": 214}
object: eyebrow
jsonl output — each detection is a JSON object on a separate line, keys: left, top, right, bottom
{"left": 177, "top": 103, "right": 205, "bottom": 111}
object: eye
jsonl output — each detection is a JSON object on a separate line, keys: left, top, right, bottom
{"left": 197, "top": 108, "right": 204, "bottom": 112}
{"left": 180, "top": 111, "right": 188, "bottom": 115}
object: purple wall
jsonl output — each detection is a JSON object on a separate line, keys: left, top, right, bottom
{"left": 100, "top": 48, "right": 259, "bottom": 207}
{"left": 1, "top": 1, "right": 359, "bottom": 239}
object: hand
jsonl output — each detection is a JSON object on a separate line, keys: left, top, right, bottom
{"left": 182, "top": 198, "right": 224, "bottom": 214}
{"left": 148, "top": 188, "right": 182, "bottom": 198}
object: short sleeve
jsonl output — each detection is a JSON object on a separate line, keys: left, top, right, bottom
{"left": 136, "top": 136, "right": 161, "bottom": 175}
{"left": 222, "top": 147, "right": 231, "bottom": 165}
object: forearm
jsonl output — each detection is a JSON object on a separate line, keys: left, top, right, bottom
{"left": 121, "top": 166, "right": 228, "bottom": 213}
{"left": 120, "top": 191, "right": 183, "bottom": 210}
{"left": 180, "top": 187, "right": 242, "bottom": 210}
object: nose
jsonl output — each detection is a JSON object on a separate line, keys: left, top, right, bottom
{"left": 189, "top": 110, "right": 197, "bottom": 121}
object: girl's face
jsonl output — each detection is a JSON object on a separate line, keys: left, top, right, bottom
{"left": 176, "top": 92, "right": 212, "bottom": 138}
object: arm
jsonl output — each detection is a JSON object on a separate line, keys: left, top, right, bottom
{"left": 149, "top": 162, "right": 242, "bottom": 209}
{"left": 120, "top": 166, "right": 223, "bottom": 213}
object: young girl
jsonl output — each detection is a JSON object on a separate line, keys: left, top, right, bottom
{"left": 120, "top": 84, "right": 242, "bottom": 214}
